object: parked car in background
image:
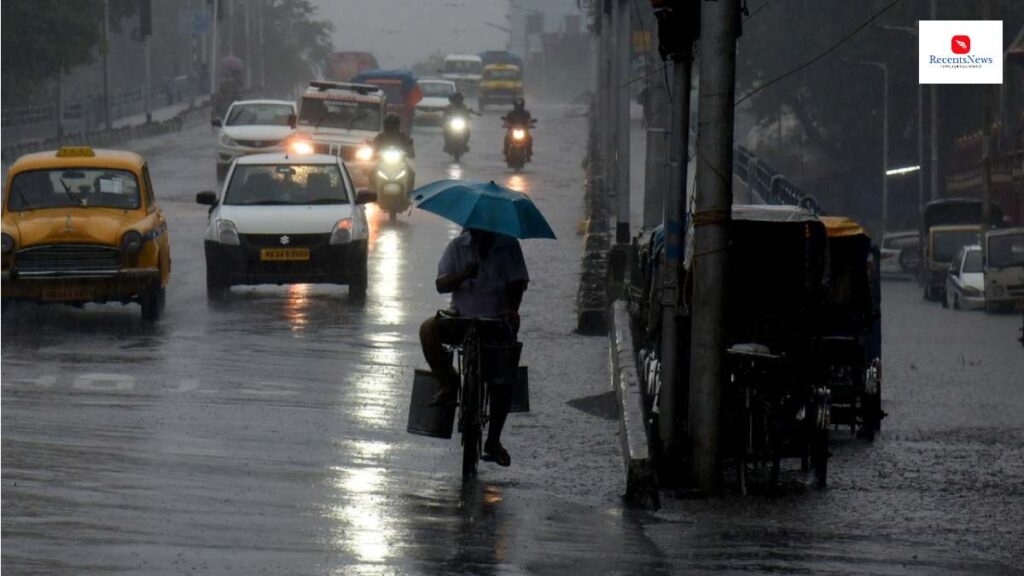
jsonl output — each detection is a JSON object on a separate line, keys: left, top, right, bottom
{"left": 919, "top": 198, "right": 1002, "bottom": 300}
{"left": 213, "top": 99, "right": 296, "bottom": 181}
{"left": 945, "top": 244, "right": 985, "bottom": 310}
{"left": 924, "top": 224, "right": 983, "bottom": 301}
{"left": 416, "top": 79, "right": 457, "bottom": 125}
{"left": 880, "top": 230, "right": 919, "bottom": 278}
{"left": 984, "top": 227, "right": 1024, "bottom": 312}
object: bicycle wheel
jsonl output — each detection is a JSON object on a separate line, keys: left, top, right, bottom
{"left": 461, "top": 350, "right": 482, "bottom": 480}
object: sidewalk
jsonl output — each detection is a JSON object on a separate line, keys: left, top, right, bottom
{"left": 112, "top": 96, "right": 210, "bottom": 130}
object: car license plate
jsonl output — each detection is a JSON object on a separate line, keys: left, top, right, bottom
{"left": 40, "top": 287, "right": 95, "bottom": 301}
{"left": 260, "top": 248, "right": 310, "bottom": 261}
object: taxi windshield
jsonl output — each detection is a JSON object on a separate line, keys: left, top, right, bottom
{"left": 298, "top": 97, "right": 381, "bottom": 132}
{"left": 226, "top": 103, "right": 293, "bottom": 126}
{"left": 7, "top": 168, "right": 141, "bottom": 211}
{"left": 224, "top": 164, "right": 350, "bottom": 206}
{"left": 988, "top": 233, "right": 1024, "bottom": 268}
{"left": 484, "top": 69, "right": 520, "bottom": 80}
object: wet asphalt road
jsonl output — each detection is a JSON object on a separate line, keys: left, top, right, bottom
{"left": 3, "top": 110, "right": 1024, "bottom": 575}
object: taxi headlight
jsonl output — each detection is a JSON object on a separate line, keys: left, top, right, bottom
{"left": 220, "top": 133, "right": 238, "bottom": 147}
{"left": 330, "top": 218, "right": 353, "bottom": 245}
{"left": 1, "top": 233, "right": 14, "bottom": 253}
{"left": 217, "top": 220, "right": 240, "bottom": 246}
{"left": 512, "top": 128, "right": 526, "bottom": 141}
{"left": 355, "top": 146, "right": 374, "bottom": 162}
{"left": 121, "top": 230, "right": 143, "bottom": 254}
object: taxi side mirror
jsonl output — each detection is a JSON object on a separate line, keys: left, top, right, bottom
{"left": 287, "top": 113, "right": 297, "bottom": 129}
{"left": 211, "top": 118, "right": 223, "bottom": 128}
{"left": 196, "top": 191, "right": 218, "bottom": 206}
{"left": 355, "top": 189, "right": 377, "bottom": 205}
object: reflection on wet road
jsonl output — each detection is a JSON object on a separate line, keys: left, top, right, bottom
{"left": 3, "top": 106, "right": 1023, "bottom": 574}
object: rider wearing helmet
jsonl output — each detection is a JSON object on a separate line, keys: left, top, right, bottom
{"left": 502, "top": 98, "right": 534, "bottom": 160}
{"left": 372, "top": 113, "right": 416, "bottom": 189}
{"left": 443, "top": 92, "right": 480, "bottom": 150}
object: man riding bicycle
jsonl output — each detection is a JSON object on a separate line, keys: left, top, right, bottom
{"left": 419, "top": 227, "right": 529, "bottom": 467}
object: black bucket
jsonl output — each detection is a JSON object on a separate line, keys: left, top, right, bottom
{"left": 482, "top": 341, "right": 523, "bottom": 387}
{"left": 510, "top": 366, "right": 530, "bottom": 413}
{"left": 406, "top": 370, "right": 456, "bottom": 439}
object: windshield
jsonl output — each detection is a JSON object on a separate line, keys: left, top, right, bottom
{"left": 988, "top": 233, "right": 1024, "bottom": 268}
{"left": 420, "top": 82, "right": 455, "bottom": 98}
{"left": 7, "top": 168, "right": 141, "bottom": 211}
{"left": 484, "top": 69, "right": 520, "bottom": 81}
{"left": 444, "top": 60, "right": 482, "bottom": 75}
{"left": 298, "top": 97, "right": 382, "bottom": 132}
{"left": 226, "top": 103, "right": 293, "bottom": 127}
{"left": 963, "top": 249, "right": 983, "bottom": 273}
{"left": 933, "top": 230, "right": 980, "bottom": 262}
{"left": 224, "top": 164, "right": 350, "bottom": 206}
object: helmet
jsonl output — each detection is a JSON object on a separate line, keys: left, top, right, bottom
{"left": 450, "top": 92, "right": 465, "bottom": 104}
{"left": 513, "top": 98, "right": 525, "bottom": 111}
{"left": 384, "top": 114, "right": 401, "bottom": 131}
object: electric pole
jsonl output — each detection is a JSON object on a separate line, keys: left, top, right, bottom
{"left": 103, "top": 0, "right": 112, "bottom": 131}
{"left": 689, "top": 0, "right": 740, "bottom": 495}
{"left": 930, "top": 0, "right": 939, "bottom": 201}
{"left": 614, "top": 0, "right": 632, "bottom": 244}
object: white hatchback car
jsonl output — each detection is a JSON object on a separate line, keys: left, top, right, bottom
{"left": 213, "top": 99, "right": 296, "bottom": 181}
{"left": 196, "top": 152, "right": 376, "bottom": 300}
{"left": 944, "top": 244, "right": 985, "bottom": 310}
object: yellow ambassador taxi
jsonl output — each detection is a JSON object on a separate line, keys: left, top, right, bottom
{"left": 1, "top": 147, "right": 171, "bottom": 321}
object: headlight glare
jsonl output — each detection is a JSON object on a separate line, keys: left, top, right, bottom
{"left": 381, "top": 149, "right": 403, "bottom": 164}
{"left": 449, "top": 117, "right": 467, "bottom": 131}
{"left": 217, "top": 220, "right": 240, "bottom": 246}
{"left": 355, "top": 146, "right": 374, "bottom": 162}
{"left": 512, "top": 129, "right": 526, "bottom": 140}
{"left": 121, "top": 230, "right": 143, "bottom": 254}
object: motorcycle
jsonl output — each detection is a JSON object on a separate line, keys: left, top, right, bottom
{"left": 443, "top": 114, "right": 470, "bottom": 162}
{"left": 372, "top": 147, "right": 412, "bottom": 222}
{"left": 503, "top": 119, "right": 535, "bottom": 172}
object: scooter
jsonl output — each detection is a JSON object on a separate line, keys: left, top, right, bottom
{"left": 372, "top": 147, "right": 411, "bottom": 222}
{"left": 503, "top": 119, "right": 536, "bottom": 172}
{"left": 444, "top": 114, "right": 470, "bottom": 162}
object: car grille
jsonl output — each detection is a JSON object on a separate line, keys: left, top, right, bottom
{"left": 236, "top": 139, "right": 283, "bottom": 148}
{"left": 239, "top": 233, "right": 331, "bottom": 248}
{"left": 16, "top": 244, "right": 121, "bottom": 277}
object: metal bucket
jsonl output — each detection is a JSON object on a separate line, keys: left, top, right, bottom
{"left": 510, "top": 366, "right": 530, "bottom": 413}
{"left": 406, "top": 370, "right": 456, "bottom": 439}
{"left": 481, "top": 341, "right": 523, "bottom": 387}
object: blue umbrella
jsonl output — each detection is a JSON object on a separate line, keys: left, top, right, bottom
{"left": 411, "top": 179, "right": 557, "bottom": 240}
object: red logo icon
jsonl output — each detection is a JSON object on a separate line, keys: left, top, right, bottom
{"left": 951, "top": 35, "right": 971, "bottom": 54}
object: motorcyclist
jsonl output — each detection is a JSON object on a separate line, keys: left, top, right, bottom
{"left": 502, "top": 98, "right": 534, "bottom": 160}
{"left": 372, "top": 113, "right": 415, "bottom": 189}
{"left": 443, "top": 92, "right": 479, "bottom": 150}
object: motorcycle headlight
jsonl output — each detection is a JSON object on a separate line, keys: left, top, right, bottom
{"left": 512, "top": 129, "right": 526, "bottom": 140}
{"left": 449, "top": 117, "right": 467, "bottom": 131}
{"left": 121, "top": 230, "right": 143, "bottom": 254}
{"left": 220, "top": 133, "right": 238, "bottom": 147}
{"left": 216, "top": 219, "right": 240, "bottom": 246}
{"left": 1, "top": 233, "right": 14, "bottom": 254}
{"left": 381, "top": 149, "right": 404, "bottom": 164}
{"left": 355, "top": 146, "right": 374, "bottom": 162}
{"left": 330, "top": 218, "right": 353, "bottom": 245}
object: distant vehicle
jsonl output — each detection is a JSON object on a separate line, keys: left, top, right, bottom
{"left": 925, "top": 224, "right": 983, "bottom": 301}
{"left": 479, "top": 64, "right": 523, "bottom": 111}
{"left": 416, "top": 79, "right": 457, "bottom": 125}
{"left": 292, "top": 81, "right": 385, "bottom": 187}
{"left": 919, "top": 198, "right": 1002, "bottom": 301}
{"left": 212, "top": 99, "right": 296, "bottom": 181}
{"left": 983, "top": 227, "right": 1024, "bottom": 312}
{"left": 352, "top": 70, "right": 422, "bottom": 130}
{"left": 479, "top": 50, "right": 523, "bottom": 70}
{"left": 879, "top": 230, "right": 919, "bottom": 278}
{"left": 324, "top": 51, "right": 379, "bottom": 82}
{"left": 442, "top": 54, "right": 484, "bottom": 96}
{"left": 195, "top": 152, "right": 376, "bottom": 300}
{"left": 2, "top": 147, "right": 171, "bottom": 321}
{"left": 945, "top": 244, "right": 985, "bottom": 310}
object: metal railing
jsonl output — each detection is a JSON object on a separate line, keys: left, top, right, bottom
{"left": 733, "top": 145, "right": 821, "bottom": 214}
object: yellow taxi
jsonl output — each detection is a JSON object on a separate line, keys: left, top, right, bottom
{"left": 1, "top": 147, "right": 171, "bottom": 321}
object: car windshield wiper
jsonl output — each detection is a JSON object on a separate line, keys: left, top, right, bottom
{"left": 12, "top": 187, "right": 35, "bottom": 210}
{"left": 306, "top": 198, "right": 348, "bottom": 204}
{"left": 59, "top": 179, "right": 84, "bottom": 206}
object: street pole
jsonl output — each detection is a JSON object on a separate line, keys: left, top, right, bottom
{"left": 689, "top": 0, "right": 740, "bottom": 496}
{"left": 930, "top": 0, "right": 939, "bottom": 201}
{"left": 103, "top": 0, "right": 112, "bottom": 131}
{"left": 918, "top": 83, "right": 924, "bottom": 214}
{"left": 614, "top": 0, "right": 632, "bottom": 244}
{"left": 144, "top": 35, "right": 152, "bottom": 123}
{"left": 882, "top": 63, "right": 889, "bottom": 231}
{"left": 210, "top": 0, "right": 219, "bottom": 96}
{"left": 659, "top": 44, "right": 693, "bottom": 479}
{"left": 602, "top": 0, "right": 615, "bottom": 209}
{"left": 642, "top": 5, "right": 669, "bottom": 228}
{"left": 258, "top": 0, "right": 266, "bottom": 89}
{"left": 982, "top": 0, "right": 993, "bottom": 231}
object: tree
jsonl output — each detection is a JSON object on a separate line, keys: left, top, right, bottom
{"left": 261, "top": 0, "right": 333, "bottom": 94}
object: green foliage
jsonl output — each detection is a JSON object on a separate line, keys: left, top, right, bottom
{"left": 262, "top": 0, "right": 333, "bottom": 93}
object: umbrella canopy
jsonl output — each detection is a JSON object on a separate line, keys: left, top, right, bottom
{"left": 412, "top": 180, "right": 556, "bottom": 240}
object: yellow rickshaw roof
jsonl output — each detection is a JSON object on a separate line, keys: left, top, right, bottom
{"left": 8, "top": 148, "right": 145, "bottom": 175}
{"left": 819, "top": 216, "right": 866, "bottom": 238}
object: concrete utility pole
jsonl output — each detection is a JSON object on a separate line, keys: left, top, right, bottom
{"left": 642, "top": 6, "right": 670, "bottom": 228}
{"left": 689, "top": 0, "right": 740, "bottom": 496}
{"left": 210, "top": 0, "right": 219, "bottom": 95}
{"left": 103, "top": 0, "right": 112, "bottom": 131}
{"left": 258, "top": 0, "right": 266, "bottom": 89}
{"left": 659, "top": 41, "right": 693, "bottom": 479}
{"left": 982, "top": 0, "right": 994, "bottom": 231}
{"left": 614, "top": 0, "right": 632, "bottom": 244}
{"left": 602, "top": 0, "right": 616, "bottom": 206}
{"left": 144, "top": 36, "right": 153, "bottom": 123}
{"left": 930, "top": 0, "right": 939, "bottom": 201}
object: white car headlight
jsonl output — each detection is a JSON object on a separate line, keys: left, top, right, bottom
{"left": 355, "top": 146, "right": 374, "bottom": 162}
{"left": 220, "top": 133, "right": 238, "bottom": 147}
{"left": 449, "top": 117, "right": 467, "bottom": 131}
{"left": 381, "top": 149, "right": 404, "bottom": 164}
{"left": 216, "top": 219, "right": 240, "bottom": 246}
{"left": 330, "top": 218, "right": 353, "bottom": 244}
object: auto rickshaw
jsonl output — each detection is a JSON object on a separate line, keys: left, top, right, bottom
{"left": 818, "top": 216, "right": 883, "bottom": 440}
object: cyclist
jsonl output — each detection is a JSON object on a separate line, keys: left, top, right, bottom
{"left": 419, "top": 227, "right": 529, "bottom": 467}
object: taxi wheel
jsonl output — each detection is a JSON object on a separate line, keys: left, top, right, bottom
{"left": 206, "top": 271, "right": 229, "bottom": 301}
{"left": 349, "top": 253, "right": 368, "bottom": 300}
{"left": 140, "top": 286, "right": 166, "bottom": 322}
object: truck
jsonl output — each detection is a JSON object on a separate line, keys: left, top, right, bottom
{"left": 324, "top": 52, "right": 379, "bottom": 83}
{"left": 918, "top": 198, "right": 1003, "bottom": 301}
{"left": 478, "top": 64, "right": 523, "bottom": 111}
{"left": 442, "top": 54, "right": 483, "bottom": 97}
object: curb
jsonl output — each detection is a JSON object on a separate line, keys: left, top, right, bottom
{"left": 610, "top": 300, "right": 659, "bottom": 508}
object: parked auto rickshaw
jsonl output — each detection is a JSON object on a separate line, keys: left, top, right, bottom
{"left": 352, "top": 69, "right": 423, "bottom": 131}
{"left": 818, "top": 216, "right": 883, "bottom": 440}
{"left": 719, "top": 205, "right": 832, "bottom": 490}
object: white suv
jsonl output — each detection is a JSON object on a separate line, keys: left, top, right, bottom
{"left": 196, "top": 152, "right": 376, "bottom": 300}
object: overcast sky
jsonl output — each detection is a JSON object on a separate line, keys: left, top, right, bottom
{"left": 310, "top": 0, "right": 511, "bottom": 70}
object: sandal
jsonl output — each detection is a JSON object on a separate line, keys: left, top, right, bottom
{"left": 482, "top": 441, "right": 511, "bottom": 467}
